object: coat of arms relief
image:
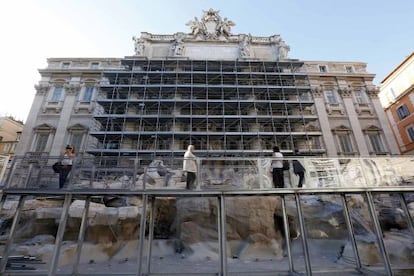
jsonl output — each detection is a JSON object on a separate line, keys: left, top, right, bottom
{"left": 133, "top": 8, "right": 290, "bottom": 60}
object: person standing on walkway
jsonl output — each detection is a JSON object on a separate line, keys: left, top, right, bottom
{"left": 292, "top": 150, "right": 306, "bottom": 188}
{"left": 183, "top": 145, "right": 197, "bottom": 189}
{"left": 271, "top": 146, "right": 284, "bottom": 188}
{"left": 59, "top": 145, "right": 75, "bottom": 188}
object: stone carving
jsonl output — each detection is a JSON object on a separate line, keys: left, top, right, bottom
{"left": 132, "top": 36, "right": 145, "bottom": 56}
{"left": 239, "top": 34, "right": 252, "bottom": 58}
{"left": 366, "top": 88, "right": 379, "bottom": 99}
{"left": 64, "top": 84, "right": 81, "bottom": 95}
{"left": 217, "top": 17, "right": 235, "bottom": 37}
{"left": 34, "top": 84, "right": 50, "bottom": 95}
{"left": 186, "top": 17, "right": 205, "bottom": 37}
{"left": 338, "top": 87, "right": 352, "bottom": 98}
{"left": 186, "top": 9, "right": 235, "bottom": 39}
{"left": 278, "top": 41, "right": 290, "bottom": 59}
{"left": 171, "top": 33, "right": 185, "bottom": 56}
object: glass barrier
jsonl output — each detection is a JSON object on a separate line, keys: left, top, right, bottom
{"left": 2, "top": 156, "right": 413, "bottom": 190}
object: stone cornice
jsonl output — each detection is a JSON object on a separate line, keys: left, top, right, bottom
{"left": 64, "top": 84, "right": 81, "bottom": 95}
{"left": 338, "top": 88, "right": 352, "bottom": 98}
{"left": 311, "top": 86, "right": 323, "bottom": 97}
{"left": 366, "top": 88, "right": 379, "bottom": 99}
{"left": 34, "top": 84, "right": 50, "bottom": 95}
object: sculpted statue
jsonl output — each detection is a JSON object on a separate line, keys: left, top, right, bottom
{"left": 186, "top": 10, "right": 236, "bottom": 40}
{"left": 239, "top": 35, "right": 252, "bottom": 58}
{"left": 132, "top": 36, "right": 145, "bottom": 56}
{"left": 217, "top": 17, "right": 235, "bottom": 37}
{"left": 278, "top": 41, "right": 290, "bottom": 59}
{"left": 202, "top": 8, "right": 221, "bottom": 22}
{"left": 186, "top": 17, "right": 204, "bottom": 37}
{"left": 172, "top": 33, "right": 185, "bottom": 56}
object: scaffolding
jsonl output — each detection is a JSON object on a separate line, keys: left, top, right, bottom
{"left": 88, "top": 59, "right": 322, "bottom": 159}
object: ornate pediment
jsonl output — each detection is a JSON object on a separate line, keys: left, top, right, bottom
{"left": 363, "top": 125, "right": 381, "bottom": 133}
{"left": 33, "top": 123, "right": 56, "bottom": 131}
{"left": 186, "top": 8, "right": 235, "bottom": 40}
{"left": 332, "top": 125, "right": 352, "bottom": 133}
{"left": 67, "top": 123, "right": 89, "bottom": 131}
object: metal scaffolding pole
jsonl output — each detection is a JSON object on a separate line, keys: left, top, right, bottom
{"left": 73, "top": 196, "right": 91, "bottom": 275}
{"left": 136, "top": 194, "right": 148, "bottom": 276}
{"left": 48, "top": 193, "right": 73, "bottom": 276}
{"left": 365, "top": 191, "right": 392, "bottom": 276}
{"left": 295, "top": 193, "right": 312, "bottom": 275}
{"left": 146, "top": 196, "right": 156, "bottom": 274}
{"left": 340, "top": 193, "right": 362, "bottom": 272}
{"left": 281, "top": 195, "right": 294, "bottom": 273}
{"left": 218, "top": 195, "right": 228, "bottom": 276}
{"left": 0, "top": 195, "right": 26, "bottom": 274}
{"left": 398, "top": 192, "right": 414, "bottom": 238}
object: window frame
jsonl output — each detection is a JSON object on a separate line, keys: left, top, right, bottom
{"left": 51, "top": 86, "right": 63, "bottom": 102}
{"left": 396, "top": 104, "right": 410, "bottom": 120}
{"left": 407, "top": 125, "right": 414, "bottom": 142}
{"left": 62, "top": 62, "right": 70, "bottom": 69}
{"left": 325, "top": 90, "right": 338, "bottom": 104}
{"left": 337, "top": 133, "right": 354, "bottom": 154}
{"left": 367, "top": 133, "right": 386, "bottom": 153}
{"left": 319, "top": 65, "right": 327, "bottom": 73}
{"left": 34, "top": 133, "right": 49, "bottom": 152}
{"left": 354, "top": 89, "right": 368, "bottom": 104}
{"left": 90, "top": 62, "right": 99, "bottom": 69}
{"left": 82, "top": 86, "right": 94, "bottom": 101}
{"left": 345, "top": 66, "right": 354, "bottom": 73}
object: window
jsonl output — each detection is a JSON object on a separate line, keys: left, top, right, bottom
{"left": 368, "top": 133, "right": 385, "bottom": 152}
{"left": 62, "top": 62, "right": 70, "bottom": 69}
{"left": 337, "top": 134, "right": 353, "bottom": 153}
{"left": 319, "top": 65, "right": 327, "bottom": 73}
{"left": 407, "top": 126, "right": 414, "bottom": 142}
{"left": 35, "top": 133, "right": 49, "bottom": 152}
{"left": 325, "top": 90, "right": 338, "bottom": 103}
{"left": 3, "top": 143, "right": 10, "bottom": 153}
{"left": 345, "top": 66, "right": 353, "bottom": 73}
{"left": 83, "top": 86, "right": 94, "bottom": 101}
{"left": 51, "top": 87, "right": 63, "bottom": 101}
{"left": 354, "top": 90, "right": 368, "bottom": 104}
{"left": 91, "top": 62, "right": 99, "bottom": 69}
{"left": 70, "top": 133, "right": 84, "bottom": 151}
{"left": 396, "top": 104, "right": 410, "bottom": 120}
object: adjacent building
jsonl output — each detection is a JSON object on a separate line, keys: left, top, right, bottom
{"left": 0, "top": 116, "right": 23, "bottom": 158}
{"left": 379, "top": 52, "right": 414, "bottom": 155}
{"left": 15, "top": 9, "right": 399, "bottom": 162}
{"left": 0, "top": 116, "right": 23, "bottom": 181}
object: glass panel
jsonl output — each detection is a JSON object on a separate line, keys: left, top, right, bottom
{"left": 338, "top": 134, "right": 353, "bottom": 153}
{"left": 51, "top": 87, "right": 63, "bottom": 101}
{"left": 35, "top": 133, "right": 48, "bottom": 152}
{"left": 82, "top": 87, "right": 94, "bottom": 101}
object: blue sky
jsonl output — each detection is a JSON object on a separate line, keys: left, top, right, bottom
{"left": 1, "top": 0, "right": 413, "bottom": 121}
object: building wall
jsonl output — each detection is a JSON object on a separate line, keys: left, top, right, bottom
{"left": 14, "top": 58, "right": 123, "bottom": 158}
{"left": 379, "top": 52, "right": 414, "bottom": 155}
{"left": 15, "top": 10, "right": 400, "bottom": 159}
{"left": 0, "top": 117, "right": 23, "bottom": 158}
{"left": 304, "top": 61, "right": 399, "bottom": 156}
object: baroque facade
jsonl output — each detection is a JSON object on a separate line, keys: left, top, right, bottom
{"left": 379, "top": 52, "right": 414, "bottom": 155}
{"left": 15, "top": 9, "right": 399, "bottom": 160}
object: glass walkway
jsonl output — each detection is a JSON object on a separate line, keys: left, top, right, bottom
{"left": 0, "top": 156, "right": 413, "bottom": 275}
